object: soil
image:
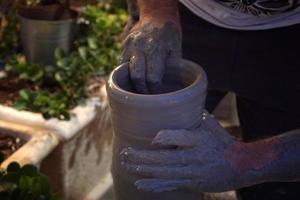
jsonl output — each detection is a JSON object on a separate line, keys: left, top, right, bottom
{"left": 0, "top": 70, "right": 34, "bottom": 106}
{"left": 0, "top": 131, "right": 26, "bottom": 164}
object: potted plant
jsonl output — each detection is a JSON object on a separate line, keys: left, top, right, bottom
{"left": 17, "top": 0, "right": 78, "bottom": 65}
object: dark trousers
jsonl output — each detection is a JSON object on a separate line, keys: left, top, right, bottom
{"left": 179, "top": 4, "right": 300, "bottom": 200}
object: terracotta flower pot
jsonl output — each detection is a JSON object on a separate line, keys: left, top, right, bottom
{"left": 107, "top": 59, "right": 207, "bottom": 200}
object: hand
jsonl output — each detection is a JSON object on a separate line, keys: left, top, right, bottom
{"left": 120, "top": 19, "right": 181, "bottom": 94}
{"left": 121, "top": 112, "right": 264, "bottom": 193}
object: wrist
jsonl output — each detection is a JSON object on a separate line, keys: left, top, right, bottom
{"left": 138, "top": 0, "right": 180, "bottom": 29}
{"left": 224, "top": 139, "right": 279, "bottom": 180}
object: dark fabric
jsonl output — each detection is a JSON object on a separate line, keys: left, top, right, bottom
{"left": 236, "top": 97, "right": 300, "bottom": 200}
{"left": 179, "top": 3, "right": 300, "bottom": 200}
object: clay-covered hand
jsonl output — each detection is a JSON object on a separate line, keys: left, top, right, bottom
{"left": 120, "top": 19, "right": 181, "bottom": 94}
{"left": 121, "top": 112, "right": 264, "bottom": 193}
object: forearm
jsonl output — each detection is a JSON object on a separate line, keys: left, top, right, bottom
{"left": 263, "top": 128, "right": 300, "bottom": 182}
{"left": 137, "top": 0, "right": 180, "bottom": 26}
{"left": 225, "top": 128, "right": 300, "bottom": 184}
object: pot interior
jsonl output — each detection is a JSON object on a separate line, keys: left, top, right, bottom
{"left": 113, "top": 63, "right": 199, "bottom": 95}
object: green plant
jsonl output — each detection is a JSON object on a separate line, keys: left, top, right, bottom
{"left": 0, "top": 162, "right": 60, "bottom": 200}
{"left": 75, "top": 5, "right": 127, "bottom": 74}
{"left": 4, "top": 4, "right": 127, "bottom": 120}
{"left": 5, "top": 55, "right": 45, "bottom": 84}
{"left": 0, "top": 6, "right": 19, "bottom": 59}
{"left": 13, "top": 89, "right": 71, "bottom": 120}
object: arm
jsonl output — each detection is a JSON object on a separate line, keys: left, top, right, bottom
{"left": 121, "top": 0, "right": 181, "bottom": 94}
{"left": 121, "top": 112, "right": 300, "bottom": 193}
{"left": 225, "top": 128, "right": 300, "bottom": 184}
{"left": 138, "top": 0, "right": 180, "bottom": 28}
{"left": 270, "top": 129, "right": 300, "bottom": 181}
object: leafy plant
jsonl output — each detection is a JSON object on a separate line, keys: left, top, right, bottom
{"left": 5, "top": 55, "right": 45, "bottom": 84}
{"left": 4, "top": 4, "right": 127, "bottom": 120}
{"left": 0, "top": 162, "right": 60, "bottom": 200}
{"left": 13, "top": 89, "right": 71, "bottom": 120}
{"left": 75, "top": 4, "right": 127, "bottom": 74}
{"left": 0, "top": 5, "right": 19, "bottom": 59}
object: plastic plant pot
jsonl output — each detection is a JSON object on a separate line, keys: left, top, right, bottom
{"left": 18, "top": 5, "right": 77, "bottom": 65}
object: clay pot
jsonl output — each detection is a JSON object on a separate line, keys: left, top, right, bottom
{"left": 107, "top": 59, "right": 207, "bottom": 200}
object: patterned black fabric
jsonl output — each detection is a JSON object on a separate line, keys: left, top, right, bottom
{"left": 217, "top": 0, "right": 300, "bottom": 16}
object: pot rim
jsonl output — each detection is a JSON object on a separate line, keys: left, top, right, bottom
{"left": 18, "top": 12, "right": 78, "bottom": 24}
{"left": 107, "top": 59, "right": 207, "bottom": 104}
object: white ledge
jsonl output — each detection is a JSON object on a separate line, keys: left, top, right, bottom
{"left": 0, "top": 86, "right": 107, "bottom": 141}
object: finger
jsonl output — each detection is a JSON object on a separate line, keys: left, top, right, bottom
{"left": 119, "top": 33, "right": 135, "bottom": 64}
{"left": 120, "top": 147, "right": 191, "bottom": 165}
{"left": 123, "top": 163, "right": 196, "bottom": 179}
{"left": 129, "top": 50, "right": 149, "bottom": 94}
{"left": 135, "top": 179, "right": 200, "bottom": 193}
{"left": 152, "top": 129, "right": 199, "bottom": 147}
{"left": 146, "top": 47, "right": 166, "bottom": 94}
{"left": 165, "top": 24, "right": 182, "bottom": 70}
{"left": 119, "top": 48, "right": 131, "bottom": 64}
{"left": 166, "top": 46, "right": 182, "bottom": 69}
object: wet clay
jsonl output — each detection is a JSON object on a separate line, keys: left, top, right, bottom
{"left": 121, "top": 22, "right": 181, "bottom": 94}
{"left": 106, "top": 59, "right": 207, "bottom": 200}
{"left": 121, "top": 0, "right": 181, "bottom": 94}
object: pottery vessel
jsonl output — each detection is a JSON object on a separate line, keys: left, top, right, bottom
{"left": 107, "top": 59, "right": 207, "bottom": 200}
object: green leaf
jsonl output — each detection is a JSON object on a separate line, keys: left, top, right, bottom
{"left": 78, "top": 47, "right": 87, "bottom": 60}
{"left": 19, "top": 176, "right": 31, "bottom": 192}
{"left": 19, "top": 90, "right": 31, "bottom": 101}
{"left": 54, "top": 48, "right": 65, "bottom": 60}
{"left": 87, "top": 37, "right": 98, "bottom": 50}
{"left": 2, "top": 172, "right": 19, "bottom": 183}
{"left": 31, "top": 175, "right": 50, "bottom": 196}
{"left": 13, "top": 100, "right": 28, "bottom": 110}
{"left": 54, "top": 73, "right": 63, "bottom": 83}
{"left": 7, "top": 162, "right": 20, "bottom": 173}
{"left": 31, "top": 70, "right": 44, "bottom": 82}
{"left": 20, "top": 165, "right": 38, "bottom": 177}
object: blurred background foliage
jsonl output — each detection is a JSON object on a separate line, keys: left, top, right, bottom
{"left": 0, "top": 0, "right": 128, "bottom": 120}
